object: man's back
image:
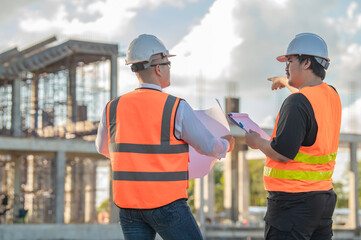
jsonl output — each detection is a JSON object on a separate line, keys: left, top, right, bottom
{"left": 107, "top": 88, "right": 189, "bottom": 209}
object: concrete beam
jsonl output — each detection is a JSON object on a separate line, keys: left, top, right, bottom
{"left": 0, "top": 136, "right": 99, "bottom": 154}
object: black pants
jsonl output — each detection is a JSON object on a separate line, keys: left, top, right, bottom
{"left": 264, "top": 190, "right": 337, "bottom": 240}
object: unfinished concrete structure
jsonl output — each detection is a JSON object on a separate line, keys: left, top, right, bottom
{"left": 0, "top": 36, "right": 360, "bottom": 239}
{"left": 0, "top": 36, "right": 118, "bottom": 224}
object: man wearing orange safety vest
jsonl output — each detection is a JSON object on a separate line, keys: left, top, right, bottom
{"left": 95, "top": 34, "right": 234, "bottom": 240}
{"left": 245, "top": 33, "right": 341, "bottom": 240}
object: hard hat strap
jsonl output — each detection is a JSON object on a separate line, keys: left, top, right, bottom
{"left": 130, "top": 54, "right": 166, "bottom": 72}
{"left": 131, "top": 62, "right": 152, "bottom": 72}
{"left": 315, "top": 57, "right": 329, "bottom": 70}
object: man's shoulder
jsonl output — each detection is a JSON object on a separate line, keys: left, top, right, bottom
{"left": 284, "top": 92, "right": 310, "bottom": 106}
{"left": 280, "top": 93, "right": 314, "bottom": 118}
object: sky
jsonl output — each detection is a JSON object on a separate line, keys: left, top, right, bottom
{"left": 1, "top": 0, "right": 361, "bottom": 133}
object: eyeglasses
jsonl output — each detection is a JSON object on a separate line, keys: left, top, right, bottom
{"left": 150, "top": 61, "right": 171, "bottom": 69}
{"left": 285, "top": 55, "right": 299, "bottom": 67}
{"left": 285, "top": 60, "right": 290, "bottom": 67}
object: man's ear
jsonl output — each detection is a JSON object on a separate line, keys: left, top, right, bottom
{"left": 304, "top": 58, "right": 311, "bottom": 69}
{"left": 154, "top": 65, "right": 162, "bottom": 76}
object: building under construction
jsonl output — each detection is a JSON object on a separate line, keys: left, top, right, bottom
{"left": 0, "top": 37, "right": 360, "bottom": 240}
{"left": 0, "top": 36, "right": 118, "bottom": 225}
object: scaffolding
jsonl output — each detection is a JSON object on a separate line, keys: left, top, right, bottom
{"left": 0, "top": 36, "right": 116, "bottom": 139}
{"left": 0, "top": 36, "right": 118, "bottom": 224}
{"left": 0, "top": 80, "right": 12, "bottom": 135}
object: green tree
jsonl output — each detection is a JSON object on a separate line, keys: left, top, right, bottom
{"left": 249, "top": 159, "right": 267, "bottom": 206}
{"left": 187, "top": 162, "right": 224, "bottom": 214}
{"left": 333, "top": 159, "right": 361, "bottom": 209}
{"left": 333, "top": 182, "right": 348, "bottom": 208}
{"left": 187, "top": 178, "right": 195, "bottom": 213}
{"left": 214, "top": 162, "right": 224, "bottom": 213}
{"left": 97, "top": 198, "right": 109, "bottom": 214}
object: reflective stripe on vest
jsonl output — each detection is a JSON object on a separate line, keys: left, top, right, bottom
{"left": 264, "top": 152, "right": 337, "bottom": 181}
{"left": 109, "top": 143, "right": 188, "bottom": 154}
{"left": 264, "top": 167, "right": 333, "bottom": 181}
{"left": 113, "top": 171, "right": 188, "bottom": 181}
{"left": 293, "top": 151, "right": 337, "bottom": 164}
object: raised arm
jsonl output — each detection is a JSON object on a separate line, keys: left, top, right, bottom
{"left": 268, "top": 76, "right": 298, "bottom": 93}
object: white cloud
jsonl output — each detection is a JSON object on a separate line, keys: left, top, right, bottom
{"left": 272, "top": 0, "right": 290, "bottom": 8}
{"left": 333, "top": 42, "right": 361, "bottom": 99}
{"left": 171, "top": 0, "right": 242, "bottom": 81}
{"left": 332, "top": 1, "right": 361, "bottom": 35}
{"left": 347, "top": 1, "right": 358, "bottom": 19}
{"left": 167, "top": 0, "right": 341, "bottom": 114}
{"left": 19, "top": 0, "right": 140, "bottom": 39}
{"left": 340, "top": 43, "right": 361, "bottom": 69}
{"left": 18, "top": 0, "right": 185, "bottom": 42}
{"left": 341, "top": 97, "right": 361, "bottom": 134}
{"left": 2, "top": 0, "right": 361, "bottom": 133}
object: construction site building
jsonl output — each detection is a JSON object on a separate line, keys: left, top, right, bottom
{"left": 0, "top": 37, "right": 359, "bottom": 240}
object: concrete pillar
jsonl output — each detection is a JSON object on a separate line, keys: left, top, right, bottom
{"left": 0, "top": 163, "right": 4, "bottom": 224}
{"left": 194, "top": 178, "right": 202, "bottom": 222}
{"left": 91, "top": 161, "right": 97, "bottom": 223}
{"left": 24, "top": 155, "right": 35, "bottom": 222}
{"left": 13, "top": 155, "right": 22, "bottom": 222}
{"left": 224, "top": 143, "right": 240, "bottom": 222}
{"left": 69, "top": 159, "right": 85, "bottom": 223}
{"left": 110, "top": 54, "right": 118, "bottom": 100}
{"left": 55, "top": 151, "right": 66, "bottom": 224}
{"left": 84, "top": 159, "right": 97, "bottom": 223}
{"left": 70, "top": 160, "right": 78, "bottom": 222}
{"left": 238, "top": 145, "right": 249, "bottom": 222}
{"left": 204, "top": 169, "right": 215, "bottom": 221}
{"left": 6, "top": 160, "right": 15, "bottom": 223}
{"left": 348, "top": 142, "right": 360, "bottom": 230}
{"left": 64, "top": 161, "right": 72, "bottom": 223}
{"left": 31, "top": 74, "right": 39, "bottom": 135}
{"left": 0, "top": 165, "right": 3, "bottom": 192}
{"left": 78, "top": 161, "right": 85, "bottom": 222}
{"left": 223, "top": 151, "right": 233, "bottom": 221}
{"left": 224, "top": 97, "right": 240, "bottom": 223}
{"left": 11, "top": 77, "right": 22, "bottom": 137}
{"left": 195, "top": 171, "right": 215, "bottom": 224}
{"left": 225, "top": 97, "right": 239, "bottom": 116}
{"left": 109, "top": 163, "right": 118, "bottom": 223}
{"left": 67, "top": 60, "right": 77, "bottom": 130}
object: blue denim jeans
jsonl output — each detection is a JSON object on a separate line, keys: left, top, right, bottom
{"left": 118, "top": 199, "right": 203, "bottom": 240}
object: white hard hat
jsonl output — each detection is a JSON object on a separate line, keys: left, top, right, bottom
{"left": 277, "top": 33, "right": 330, "bottom": 69}
{"left": 125, "top": 34, "right": 175, "bottom": 71}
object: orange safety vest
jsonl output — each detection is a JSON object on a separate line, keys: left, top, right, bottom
{"left": 264, "top": 83, "right": 341, "bottom": 193}
{"left": 106, "top": 88, "right": 189, "bottom": 209}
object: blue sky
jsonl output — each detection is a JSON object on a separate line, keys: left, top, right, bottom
{"left": 1, "top": 0, "right": 361, "bottom": 133}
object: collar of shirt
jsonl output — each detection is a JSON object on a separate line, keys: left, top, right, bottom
{"left": 140, "top": 83, "right": 162, "bottom": 91}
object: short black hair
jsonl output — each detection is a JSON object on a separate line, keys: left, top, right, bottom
{"left": 296, "top": 55, "right": 326, "bottom": 80}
